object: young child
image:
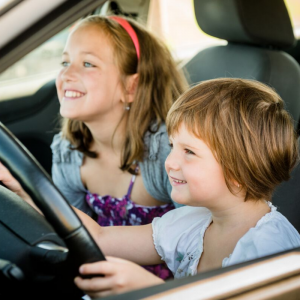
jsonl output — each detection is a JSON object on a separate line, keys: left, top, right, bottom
{"left": 1, "top": 78, "right": 300, "bottom": 298}
{"left": 51, "top": 15, "right": 188, "bottom": 279}
{"left": 72, "top": 77, "right": 300, "bottom": 297}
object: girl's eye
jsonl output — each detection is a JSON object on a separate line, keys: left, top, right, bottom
{"left": 185, "top": 149, "right": 195, "bottom": 155}
{"left": 84, "top": 62, "right": 94, "bottom": 67}
{"left": 61, "top": 61, "right": 69, "bottom": 67}
{"left": 168, "top": 142, "right": 173, "bottom": 149}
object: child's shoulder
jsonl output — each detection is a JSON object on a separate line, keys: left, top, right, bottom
{"left": 254, "top": 207, "right": 300, "bottom": 245}
{"left": 225, "top": 204, "right": 300, "bottom": 267}
{"left": 50, "top": 132, "right": 83, "bottom": 164}
{"left": 153, "top": 206, "right": 211, "bottom": 236}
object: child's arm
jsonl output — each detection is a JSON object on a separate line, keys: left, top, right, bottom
{"left": 74, "top": 206, "right": 161, "bottom": 265}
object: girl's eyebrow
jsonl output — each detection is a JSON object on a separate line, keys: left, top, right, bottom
{"left": 61, "top": 51, "right": 100, "bottom": 59}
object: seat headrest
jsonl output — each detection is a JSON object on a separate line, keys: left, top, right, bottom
{"left": 194, "top": 0, "right": 295, "bottom": 49}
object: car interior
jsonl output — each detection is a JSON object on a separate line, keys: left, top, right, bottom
{"left": 1, "top": 0, "right": 300, "bottom": 299}
{"left": 184, "top": 0, "right": 300, "bottom": 234}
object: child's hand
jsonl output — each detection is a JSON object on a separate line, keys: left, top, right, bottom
{"left": 74, "top": 256, "right": 165, "bottom": 298}
{"left": 0, "top": 162, "right": 42, "bottom": 214}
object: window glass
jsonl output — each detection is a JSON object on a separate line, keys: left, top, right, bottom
{"left": 1, "top": 0, "right": 299, "bottom": 102}
{"left": 0, "top": 25, "right": 72, "bottom": 101}
{"left": 285, "top": 0, "right": 300, "bottom": 37}
{"left": 147, "top": 0, "right": 300, "bottom": 66}
{"left": 147, "top": 0, "right": 226, "bottom": 66}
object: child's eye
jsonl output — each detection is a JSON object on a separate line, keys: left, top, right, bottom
{"left": 61, "top": 61, "right": 69, "bottom": 67}
{"left": 84, "top": 62, "right": 95, "bottom": 67}
{"left": 185, "top": 149, "right": 195, "bottom": 155}
{"left": 168, "top": 142, "right": 173, "bottom": 148}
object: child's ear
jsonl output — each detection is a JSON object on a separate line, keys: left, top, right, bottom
{"left": 232, "top": 180, "right": 241, "bottom": 189}
{"left": 125, "top": 73, "right": 139, "bottom": 103}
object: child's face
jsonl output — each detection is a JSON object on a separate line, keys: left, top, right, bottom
{"left": 56, "top": 24, "right": 125, "bottom": 122}
{"left": 165, "top": 123, "right": 233, "bottom": 208}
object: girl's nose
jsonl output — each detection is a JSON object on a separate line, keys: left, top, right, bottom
{"left": 60, "top": 64, "right": 78, "bottom": 82}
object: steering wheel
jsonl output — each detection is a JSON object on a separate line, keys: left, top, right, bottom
{"left": 0, "top": 122, "right": 106, "bottom": 299}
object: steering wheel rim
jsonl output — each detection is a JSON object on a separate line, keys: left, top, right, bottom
{"left": 0, "top": 122, "right": 106, "bottom": 271}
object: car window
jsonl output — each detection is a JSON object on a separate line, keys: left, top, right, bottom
{"left": 285, "top": 0, "right": 300, "bottom": 37}
{"left": 147, "top": 0, "right": 300, "bottom": 66}
{"left": 0, "top": 0, "right": 299, "bottom": 103}
{"left": 147, "top": 0, "right": 226, "bottom": 67}
{"left": 0, "top": 25, "right": 72, "bottom": 102}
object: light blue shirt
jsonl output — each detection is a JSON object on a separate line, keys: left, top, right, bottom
{"left": 152, "top": 202, "right": 300, "bottom": 278}
{"left": 51, "top": 123, "right": 183, "bottom": 216}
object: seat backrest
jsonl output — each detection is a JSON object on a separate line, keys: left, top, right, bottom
{"left": 272, "top": 138, "right": 300, "bottom": 232}
{"left": 185, "top": 0, "right": 300, "bottom": 132}
{"left": 184, "top": 0, "right": 300, "bottom": 232}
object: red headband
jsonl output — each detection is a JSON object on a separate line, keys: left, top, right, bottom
{"left": 109, "top": 16, "right": 140, "bottom": 60}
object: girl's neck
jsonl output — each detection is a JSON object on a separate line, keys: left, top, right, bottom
{"left": 85, "top": 116, "right": 128, "bottom": 153}
{"left": 209, "top": 199, "right": 271, "bottom": 231}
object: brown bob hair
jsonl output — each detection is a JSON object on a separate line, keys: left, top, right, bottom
{"left": 61, "top": 15, "right": 188, "bottom": 172}
{"left": 166, "top": 78, "right": 299, "bottom": 201}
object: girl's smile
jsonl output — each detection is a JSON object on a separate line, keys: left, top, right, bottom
{"left": 63, "top": 89, "right": 86, "bottom": 100}
{"left": 56, "top": 24, "right": 125, "bottom": 123}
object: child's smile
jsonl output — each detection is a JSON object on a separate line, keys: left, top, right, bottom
{"left": 169, "top": 176, "right": 187, "bottom": 185}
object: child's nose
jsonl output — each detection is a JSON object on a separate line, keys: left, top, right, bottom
{"left": 165, "top": 151, "right": 180, "bottom": 172}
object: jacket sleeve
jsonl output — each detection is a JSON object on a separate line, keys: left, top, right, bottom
{"left": 50, "top": 133, "right": 94, "bottom": 216}
{"left": 140, "top": 123, "right": 184, "bottom": 207}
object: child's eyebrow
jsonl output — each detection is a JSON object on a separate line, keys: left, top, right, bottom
{"left": 178, "top": 142, "right": 201, "bottom": 151}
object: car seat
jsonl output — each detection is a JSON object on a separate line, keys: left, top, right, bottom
{"left": 185, "top": 0, "right": 300, "bottom": 133}
{"left": 184, "top": 0, "right": 300, "bottom": 232}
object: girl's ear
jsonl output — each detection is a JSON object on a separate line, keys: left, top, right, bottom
{"left": 125, "top": 73, "right": 139, "bottom": 103}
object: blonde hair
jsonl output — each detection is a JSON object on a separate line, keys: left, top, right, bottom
{"left": 61, "top": 15, "right": 188, "bottom": 173}
{"left": 166, "top": 78, "right": 298, "bottom": 201}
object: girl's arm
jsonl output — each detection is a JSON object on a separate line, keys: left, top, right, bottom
{"left": 0, "top": 162, "right": 42, "bottom": 214}
{"left": 0, "top": 162, "right": 167, "bottom": 296}
{"left": 0, "top": 162, "right": 162, "bottom": 265}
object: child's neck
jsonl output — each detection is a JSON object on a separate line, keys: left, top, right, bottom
{"left": 210, "top": 199, "right": 271, "bottom": 231}
{"left": 197, "top": 200, "right": 271, "bottom": 273}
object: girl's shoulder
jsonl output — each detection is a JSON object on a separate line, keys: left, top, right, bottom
{"left": 50, "top": 132, "right": 83, "bottom": 164}
{"left": 143, "top": 122, "right": 169, "bottom": 161}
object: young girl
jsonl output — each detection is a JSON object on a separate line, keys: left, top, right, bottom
{"left": 51, "top": 15, "right": 188, "bottom": 279}
{"left": 1, "top": 78, "right": 300, "bottom": 298}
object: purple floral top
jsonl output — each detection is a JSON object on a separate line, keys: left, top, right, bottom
{"left": 85, "top": 164, "right": 175, "bottom": 280}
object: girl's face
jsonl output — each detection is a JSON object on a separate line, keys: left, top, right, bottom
{"left": 56, "top": 24, "right": 125, "bottom": 123}
{"left": 165, "top": 123, "right": 234, "bottom": 209}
